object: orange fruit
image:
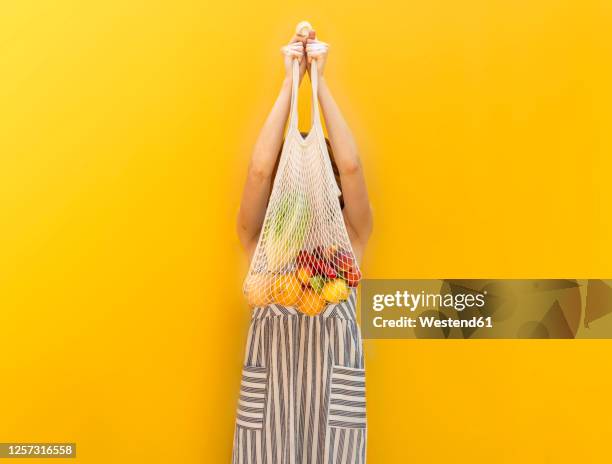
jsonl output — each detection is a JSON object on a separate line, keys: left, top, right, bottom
{"left": 321, "top": 279, "right": 350, "bottom": 303}
{"left": 296, "top": 266, "right": 313, "bottom": 285}
{"left": 245, "top": 274, "right": 272, "bottom": 307}
{"left": 272, "top": 274, "right": 302, "bottom": 307}
{"left": 297, "top": 290, "right": 327, "bottom": 316}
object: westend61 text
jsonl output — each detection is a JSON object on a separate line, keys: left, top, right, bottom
{"left": 372, "top": 316, "right": 494, "bottom": 329}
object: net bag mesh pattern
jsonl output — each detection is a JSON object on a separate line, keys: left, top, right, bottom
{"left": 243, "top": 60, "right": 361, "bottom": 315}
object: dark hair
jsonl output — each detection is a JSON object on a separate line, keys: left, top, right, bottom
{"left": 272, "top": 134, "right": 344, "bottom": 209}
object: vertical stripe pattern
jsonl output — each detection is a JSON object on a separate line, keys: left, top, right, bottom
{"left": 233, "top": 290, "right": 366, "bottom": 464}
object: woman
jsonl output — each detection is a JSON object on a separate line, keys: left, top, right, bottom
{"left": 234, "top": 30, "right": 372, "bottom": 464}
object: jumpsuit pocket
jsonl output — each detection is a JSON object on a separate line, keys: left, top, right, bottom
{"left": 328, "top": 365, "right": 366, "bottom": 429}
{"left": 236, "top": 365, "right": 269, "bottom": 430}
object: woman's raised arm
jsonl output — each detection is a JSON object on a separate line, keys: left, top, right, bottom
{"left": 307, "top": 36, "right": 373, "bottom": 247}
{"left": 237, "top": 38, "right": 306, "bottom": 255}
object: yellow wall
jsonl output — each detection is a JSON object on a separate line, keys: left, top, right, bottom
{"left": 1, "top": 1, "right": 610, "bottom": 462}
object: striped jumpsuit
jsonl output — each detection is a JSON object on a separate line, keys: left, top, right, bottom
{"left": 232, "top": 289, "right": 366, "bottom": 463}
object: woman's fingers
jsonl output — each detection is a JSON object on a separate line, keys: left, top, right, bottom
{"left": 289, "top": 34, "right": 307, "bottom": 46}
{"left": 306, "top": 40, "right": 329, "bottom": 63}
{"left": 306, "top": 41, "right": 329, "bottom": 52}
{"left": 282, "top": 34, "right": 328, "bottom": 65}
{"left": 306, "top": 40, "right": 328, "bottom": 51}
{"left": 281, "top": 42, "right": 305, "bottom": 61}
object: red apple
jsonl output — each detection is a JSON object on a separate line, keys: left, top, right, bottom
{"left": 310, "top": 257, "right": 325, "bottom": 275}
{"left": 344, "top": 268, "right": 362, "bottom": 287}
{"left": 296, "top": 250, "right": 311, "bottom": 267}
{"left": 323, "top": 245, "right": 339, "bottom": 262}
{"left": 334, "top": 251, "right": 355, "bottom": 273}
{"left": 324, "top": 265, "right": 337, "bottom": 279}
{"left": 312, "top": 246, "right": 325, "bottom": 260}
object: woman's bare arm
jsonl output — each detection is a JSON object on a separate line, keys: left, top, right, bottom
{"left": 307, "top": 37, "right": 373, "bottom": 245}
{"left": 237, "top": 39, "right": 306, "bottom": 254}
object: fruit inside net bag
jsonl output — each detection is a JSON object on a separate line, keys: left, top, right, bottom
{"left": 243, "top": 57, "right": 361, "bottom": 316}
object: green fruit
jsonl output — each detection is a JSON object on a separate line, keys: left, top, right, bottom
{"left": 263, "top": 192, "right": 311, "bottom": 271}
{"left": 309, "top": 275, "right": 326, "bottom": 293}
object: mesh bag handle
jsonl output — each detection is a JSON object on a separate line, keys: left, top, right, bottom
{"left": 287, "top": 59, "right": 341, "bottom": 197}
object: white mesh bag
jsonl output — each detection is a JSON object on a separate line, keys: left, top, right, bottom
{"left": 243, "top": 58, "right": 362, "bottom": 316}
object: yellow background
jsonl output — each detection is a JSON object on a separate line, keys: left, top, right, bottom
{"left": 1, "top": 1, "right": 611, "bottom": 462}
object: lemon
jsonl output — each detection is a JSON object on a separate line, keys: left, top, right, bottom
{"left": 321, "top": 279, "right": 350, "bottom": 303}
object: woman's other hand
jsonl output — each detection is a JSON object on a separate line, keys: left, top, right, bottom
{"left": 282, "top": 36, "right": 306, "bottom": 82}
{"left": 306, "top": 31, "right": 329, "bottom": 78}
